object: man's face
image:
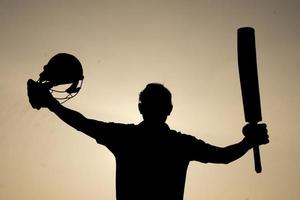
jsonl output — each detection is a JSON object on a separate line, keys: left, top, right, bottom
{"left": 139, "top": 83, "right": 173, "bottom": 124}
{"left": 139, "top": 97, "right": 172, "bottom": 124}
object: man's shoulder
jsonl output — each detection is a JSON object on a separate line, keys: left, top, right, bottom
{"left": 93, "top": 122, "right": 137, "bottom": 146}
{"left": 169, "top": 129, "right": 196, "bottom": 140}
{"left": 101, "top": 121, "right": 136, "bottom": 129}
{"left": 169, "top": 128, "right": 207, "bottom": 145}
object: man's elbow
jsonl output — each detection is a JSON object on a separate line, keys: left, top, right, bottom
{"left": 206, "top": 156, "right": 232, "bottom": 164}
{"left": 221, "top": 159, "right": 232, "bottom": 164}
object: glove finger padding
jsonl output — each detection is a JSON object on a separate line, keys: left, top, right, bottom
{"left": 27, "top": 79, "right": 53, "bottom": 109}
{"left": 242, "top": 123, "right": 269, "bottom": 146}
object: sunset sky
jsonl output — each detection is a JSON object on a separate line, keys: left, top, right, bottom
{"left": 1, "top": 0, "right": 300, "bottom": 199}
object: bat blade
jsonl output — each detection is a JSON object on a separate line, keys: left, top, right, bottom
{"left": 238, "top": 27, "right": 262, "bottom": 123}
{"left": 237, "top": 27, "right": 262, "bottom": 173}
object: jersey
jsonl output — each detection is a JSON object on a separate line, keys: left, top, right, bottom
{"left": 87, "top": 121, "right": 214, "bottom": 200}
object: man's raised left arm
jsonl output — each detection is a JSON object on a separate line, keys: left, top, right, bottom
{"left": 195, "top": 124, "right": 269, "bottom": 164}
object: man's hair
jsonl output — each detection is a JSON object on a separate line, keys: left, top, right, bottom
{"left": 139, "top": 83, "right": 172, "bottom": 105}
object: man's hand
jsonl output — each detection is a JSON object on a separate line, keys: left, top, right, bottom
{"left": 27, "top": 79, "right": 57, "bottom": 110}
{"left": 242, "top": 123, "right": 269, "bottom": 147}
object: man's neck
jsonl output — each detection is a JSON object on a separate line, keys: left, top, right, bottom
{"left": 139, "top": 121, "right": 170, "bottom": 131}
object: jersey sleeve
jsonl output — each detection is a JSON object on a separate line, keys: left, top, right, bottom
{"left": 179, "top": 133, "right": 217, "bottom": 163}
{"left": 82, "top": 119, "right": 132, "bottom": 149}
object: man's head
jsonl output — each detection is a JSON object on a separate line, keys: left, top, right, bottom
{"left": 138, "top": 83, "right": 173, "bottom": 124}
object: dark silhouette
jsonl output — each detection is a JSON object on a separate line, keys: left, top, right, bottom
{"left": 28, "top": 53, "right": 84, "bottom": 109}
{"left": 27, "top": 82, "right": 269, "bottom": 200}
{"left": 238, "top": 27, "right": 263, "bottom": 173}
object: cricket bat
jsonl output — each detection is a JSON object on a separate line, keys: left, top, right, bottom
{"left": 237, "top": 27, "right": 262, "bottom": 173}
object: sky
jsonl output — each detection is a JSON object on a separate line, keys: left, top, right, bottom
{"left": 0, "top": 0, "right": 300, "bottom": 199}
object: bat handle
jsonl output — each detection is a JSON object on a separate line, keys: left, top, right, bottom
{"left": 253, "top": 145, "right": 262, "bottom": 173}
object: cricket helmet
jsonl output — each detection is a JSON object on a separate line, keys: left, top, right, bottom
{"left": 38, "top": 53, "right": 84, "bottom": 103}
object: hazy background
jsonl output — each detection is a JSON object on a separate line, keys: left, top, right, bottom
{"left": 1, "top": 0, "right": 299, "bottom": 199}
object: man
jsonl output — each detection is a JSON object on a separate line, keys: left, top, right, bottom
{"left": 27, "top": 82, "right": 269, "bottom": 200}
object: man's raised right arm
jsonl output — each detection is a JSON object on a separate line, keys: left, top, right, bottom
{"left": 27, "top": 79, "right": 99, "bottom": 139}
{"left": 47, "top": 100, "right": 99, "bottom": 138}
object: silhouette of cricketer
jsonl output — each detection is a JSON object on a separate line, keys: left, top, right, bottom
{"left": 27, "top": 82, "right": 269, "bottom": 200}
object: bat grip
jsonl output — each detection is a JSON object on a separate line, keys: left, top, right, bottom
{"left": 253, "top": 145, "right": 262, "bottom": 173}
